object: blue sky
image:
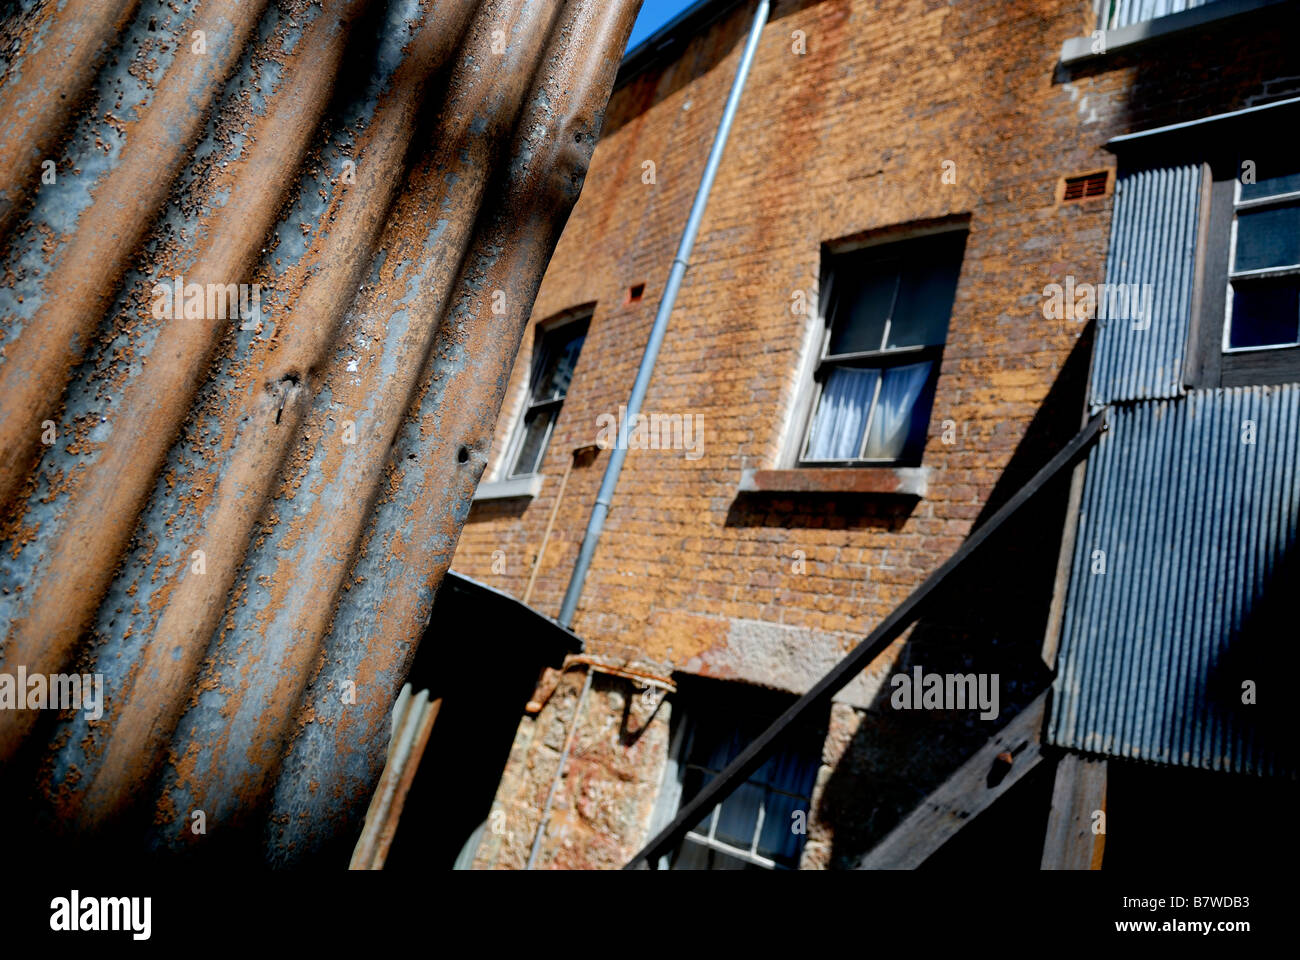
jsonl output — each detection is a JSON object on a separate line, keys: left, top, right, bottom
{"left": 625, "top": 0, "right": 700, "bottom": 55}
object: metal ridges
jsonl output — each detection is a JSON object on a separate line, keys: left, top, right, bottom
{"left": 1050, "top": 386, "right": 1300, "bottom": 775}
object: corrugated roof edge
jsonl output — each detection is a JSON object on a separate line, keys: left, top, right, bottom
{"left": 443, "top": 570, "right": 584, "bottom": 654}
{"left": 615, "top": 0, "right": 751, "bottom": 88}
{"left": 1106, "top": 95, "right": 1300, "bottom": 150}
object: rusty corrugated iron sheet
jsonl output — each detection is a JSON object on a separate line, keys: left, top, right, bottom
{"left": 0, "top": 0, "right": 640, "bottom": 864}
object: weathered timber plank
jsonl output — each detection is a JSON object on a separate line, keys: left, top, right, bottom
{"left": 858, "top": 689, "right": 1050, "bottom": 870}
{"left": 1041, "top": 752, "right": 1108, "bottom": 870}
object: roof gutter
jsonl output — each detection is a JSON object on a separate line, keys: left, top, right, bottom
{"left": 557, "top": 0, "right": 771, "bottom": 629}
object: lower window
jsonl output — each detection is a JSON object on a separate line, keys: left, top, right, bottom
{"left": 650, "top": 679, "right": 825, "bottom": 870}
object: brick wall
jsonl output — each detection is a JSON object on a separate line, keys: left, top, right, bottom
{"left": 449, "top": 0, "right": 1299, "bottom": 868}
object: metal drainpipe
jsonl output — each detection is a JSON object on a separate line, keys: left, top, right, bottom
{"left": 556, "top": 0, "right": 770, "bottom": 630}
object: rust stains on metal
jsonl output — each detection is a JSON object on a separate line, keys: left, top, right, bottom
{"left": 264, "top": 0, "right": 642, "bottom": 864}
{"left": 0, "top": 0, "right": 271, "bottom": 517}
{"left": 0, "top": 0, "right": 642, "bottom": 864}
{"left": 0, "top": 0, "right": 142, "bottom": 239}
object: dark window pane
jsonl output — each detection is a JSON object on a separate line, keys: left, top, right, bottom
{"left": 753, "top": 743, "right": 820, "bottom": 797}
{"left": 757, "top": 790, "right": 806, "bottom": 865}
{"left": 531, "top": 324, "right": 587, "bottom": 402}
{"left": 826, "top": 233, "right": 963, "bottom": 355}
{"left": 889, "top": 249, "right": 963, "bottom": 348}
{"left": 714, "top": 781, "right": 764, "bottom": 849}
{"left": 1233, "top": 203, "right": 1300, "bottom": 272}
{"left": 1228, "top": 278, "right": 1300, "bottom": 349}
{"left": 863, "top": 360, "right": 936, "bottom": 461}
{"left": 826, "top": 265, "right": 897, "bottom": 355}
{"left": 1239, "top": 167, "right": 1300, "bottom": 203}
{"left": 686, "top": 713, "right": 744, "bottom": 771}
{"left": 804, "top": 366, "right": 878, "bottom": 460}
{"left": 509, "top": 407, "right": 556, "bottom": 477}
{"left": 680, "top": 768, "right": 715, "bottom": 833}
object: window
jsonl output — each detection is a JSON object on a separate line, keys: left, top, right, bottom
{"left": 799, "top": 231, "right": 964, "bottom": 467}
{"left": 1191, "top": 148, "right": 1300, "bottom": 387}
{"left": 1062, "top": 1, "right": 1290, "bottom": 66}
{"left": 1097, "top": 0, "right": 1221, "bottom": 31}
{"left": 1226, "top": 168, "right": 1300, "bottom": 350}
{"left": 503, "top": 315, "right": 589, "bottom": 478}
{"left": 650, "top": 681, "right": 824, "bottom": 870}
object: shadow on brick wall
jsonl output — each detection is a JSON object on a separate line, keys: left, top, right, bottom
{"left": 813, "top": 321, "right": 1095, "bottom": 869}
{"left": 724, "top": 490, "right": 919, "bottom": 532}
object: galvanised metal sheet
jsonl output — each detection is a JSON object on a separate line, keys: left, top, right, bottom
{"left": 0, "top": 0, "right": 640, "bottom": 864}
{"left": 1049, "top": 387, "right": 1300, "bottom": 776}
{"left": 1089, "top": 162, "right": 1201, "bottom": 405}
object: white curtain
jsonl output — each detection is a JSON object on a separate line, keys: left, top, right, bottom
{"left": 805, "top": 367, "right": 879, "bottom": 460}
{"left": 864, "top": 360, "right": 932, "bottom": 460}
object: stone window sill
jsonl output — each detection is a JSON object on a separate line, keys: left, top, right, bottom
{"left": 738, "top": 467, "right": 928, "bottom": 497}
{"left": 1059, "top": 0, "right": 1287, "bottom": 66}
{"left": 472, "top": 474, "right": 544, "bottom": 502}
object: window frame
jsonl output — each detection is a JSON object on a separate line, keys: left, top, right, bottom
{"left": 1187, "top": 146, "right": 1300, "bottom": 388}
{"left": 674, "top": 717, "right": 817, "bottom": 870}
{"left": 649, "top": 680, "right": 827, "bottom": 872}
{"left": 793, "top": 226, "right": 965, "bottom": 469}
{"left": 1060, "top": 0, "right": 1294, "bottom": 66}
{"left": 500, "top": 310, "right": 591, "bottom": 480}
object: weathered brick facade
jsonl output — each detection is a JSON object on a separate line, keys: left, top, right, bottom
{"left": 451, "top": 0, "right": 1300, "bottom": 869}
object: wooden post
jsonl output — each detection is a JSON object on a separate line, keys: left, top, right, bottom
{"left": 1041, "top": 752, "right": 1107, "bottom": 870}
{"left": 858, "top": 690, "right": 1049, "bottom": 869}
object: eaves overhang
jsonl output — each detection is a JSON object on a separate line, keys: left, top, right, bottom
{"left": 615, "top": 0, "right": 751, "bottom": 88}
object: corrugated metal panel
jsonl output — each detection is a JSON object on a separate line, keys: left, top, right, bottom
{"left": 1090, "top": 162, "right": 1201, "bottom": 405}
{"left": 1049, "top": 388, "right": 1300, "bottom": 776}
{"left": 350, "top": 683, "right": 441, "bottom": 870}
{"left": 0, "top": 0, "right": 640, "bottom": 864}
{"left": 1101, "top": 0, "right": 1217, "bottom": 29}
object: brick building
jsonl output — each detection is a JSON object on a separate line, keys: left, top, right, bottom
{"left": 414, "top": 0, "right": 1299, "bottom": 870}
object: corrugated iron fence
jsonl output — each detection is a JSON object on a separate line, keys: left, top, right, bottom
{"left": 0, "top": 0, "right": 639, "bottom": 865}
